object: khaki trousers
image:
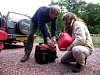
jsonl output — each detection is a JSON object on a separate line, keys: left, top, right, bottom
{"left": 61, "top": 45, "right": 90, "bottom": 66}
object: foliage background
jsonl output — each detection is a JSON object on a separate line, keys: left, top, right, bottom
{"left": 35, "top": 0, "right": 100, "bottom": 37}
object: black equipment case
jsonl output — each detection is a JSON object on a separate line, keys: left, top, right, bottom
{"left": 35, "top": 43, "right": 57, "bottom": 64}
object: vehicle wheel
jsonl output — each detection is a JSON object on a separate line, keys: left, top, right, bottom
{"left": 17, "top": 19, "right": 31, "bottom": 35}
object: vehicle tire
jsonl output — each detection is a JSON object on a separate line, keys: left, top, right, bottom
{"left": 17, "top": 19, "right": 31, "bottom": 35}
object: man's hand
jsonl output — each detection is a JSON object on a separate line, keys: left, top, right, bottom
{"left": 46, "top": 37, "right": 53, "bottom": 46}
{"left": 51, "top": 36, "right": 56, "bottom": 44}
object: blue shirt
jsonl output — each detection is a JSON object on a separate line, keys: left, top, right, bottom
{"left": 31, "top": 6, "right": 57, "bottom": 38}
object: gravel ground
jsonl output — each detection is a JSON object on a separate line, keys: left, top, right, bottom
{"left": 0, "top": 43, "right": 100, "bottom": 75}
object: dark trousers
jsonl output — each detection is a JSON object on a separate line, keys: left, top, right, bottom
{"left": 24, "top": 21, "right": 48, "bottom": 55}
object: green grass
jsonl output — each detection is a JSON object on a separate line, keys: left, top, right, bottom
{"left": 34, "top": 37, "right": 43, "bottom": 43}
{"left": 91, "top": 35, "right": 100, "bottom": 48}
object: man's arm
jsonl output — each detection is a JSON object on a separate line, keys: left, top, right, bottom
{"left": 51, "top": 18, "right": 57, "bottom": 44}
{"left": 51, "top": 18, "right": 57, "bottom": 37}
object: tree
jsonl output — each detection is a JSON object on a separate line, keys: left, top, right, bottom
{"left": 50, "top": 0, "right": 100, "bottom": 34}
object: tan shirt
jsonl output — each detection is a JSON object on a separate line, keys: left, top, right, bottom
{"left": 68, "top": 21, "right": 94, "bottom": 54}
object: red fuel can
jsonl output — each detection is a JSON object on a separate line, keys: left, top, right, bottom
{"left": 0, "top": 42, "right": 4, "bottom": 49}
{"left": 57, "top": 32, "right": 74, "bottom": 50}
{"left": 0, "top": 30, "right": 7, "bottom": 49}
{"left": 0, "top": 30, "right": 7, "bottom": 40}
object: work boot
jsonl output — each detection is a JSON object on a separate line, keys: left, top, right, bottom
{"left": 20, "top": 54, "right": 30, "bottom": 62}
{"left": 72, "top": 62, "right": 84, "bottom": 73}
